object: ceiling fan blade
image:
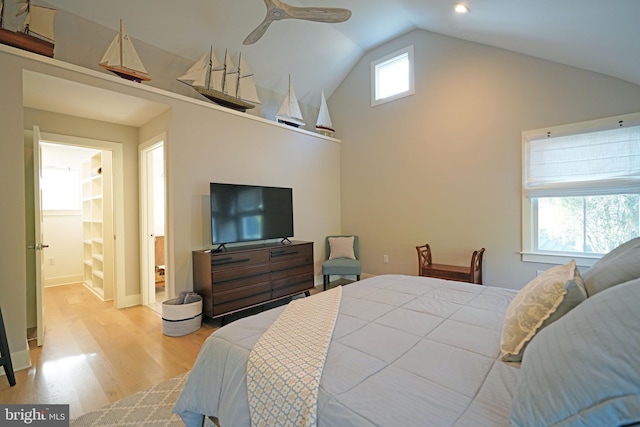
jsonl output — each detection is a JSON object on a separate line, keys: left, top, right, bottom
{"left": 243, "top": 19, "right": 274, "bottom": 45}
{"left": 286, "top": 7, "right": 352, "bottom": 23}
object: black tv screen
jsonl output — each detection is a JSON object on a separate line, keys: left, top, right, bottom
{"left": 210, "top": 183, "right": 294, "bottom": 245}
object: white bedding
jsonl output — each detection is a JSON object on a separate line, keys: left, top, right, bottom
{"left": 174, "top": 274, "right": 521, "bottom": 427}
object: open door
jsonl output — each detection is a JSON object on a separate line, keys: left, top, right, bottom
{"left": 32, "top": 125, "right": 48, "bottom": 347}
{"left": 140, "top": 134, "right": 166, "bottom": 307}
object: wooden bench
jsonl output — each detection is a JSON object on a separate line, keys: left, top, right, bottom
{"left": 416, "top": 244, "right": 485, "bottom": 285}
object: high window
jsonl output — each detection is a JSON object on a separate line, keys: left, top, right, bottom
{"left": 371, "top": 45, "right": 414, "bottom": 106}
{"left": 522, "top": 112, "right": 640, "bottom": 266}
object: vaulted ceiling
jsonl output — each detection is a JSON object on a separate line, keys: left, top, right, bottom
{"left": 41, "top": 0, "right": 640, "bottom": 105}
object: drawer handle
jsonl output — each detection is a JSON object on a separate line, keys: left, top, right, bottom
{"left": 272, "top": 250, "right": 299, "bottom": 257}
{"left": 213, "top": 257, "right": 250, "bottom": 266}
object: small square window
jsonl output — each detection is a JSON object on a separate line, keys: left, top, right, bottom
{"left": 371, "top": 45, "right": 415, "bottom": 106}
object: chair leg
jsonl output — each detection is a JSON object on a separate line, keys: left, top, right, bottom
{"left": 0, "top": 306, "right": 16, "bottom": 387}
{"left": 323, "top": 275, "right": 329, "bottom": 291}
{"left": 356, "top": 275, "right": 360, "bottom": 281}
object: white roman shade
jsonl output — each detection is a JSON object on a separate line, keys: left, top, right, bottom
{"left": 524, "top": 124, "right": 640, "bottom": 198}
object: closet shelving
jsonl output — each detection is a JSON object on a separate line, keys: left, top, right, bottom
{"left": 81, "top": 151, "right": 113, "bottom": 301}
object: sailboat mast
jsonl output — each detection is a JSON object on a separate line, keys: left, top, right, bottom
{"left": 236, "top": 52, "right": 241, "bottom": 98}
{"left": 221, "top": 48, "right": 228, "bottom": 93}
{"left": 24, "top": 0, "right": 31, "bottom": 34}
{"left": 119, "top": 19, "right": 124, "bottom": 68}
{"left": 0, "top": 0, "right": 5, "bottom": 29}
{"left": 206, "top": 46, "right": 213, "bottom": 91}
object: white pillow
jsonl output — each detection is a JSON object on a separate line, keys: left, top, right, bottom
{"left": 329, "top": 236, "right": 355, "bottom": 260}
{"left": 500, "top": 260, "right": 586, "bottom": 362}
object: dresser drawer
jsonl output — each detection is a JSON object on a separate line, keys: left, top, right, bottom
{"left": 270, "top": 244, "right": 313, "bottom": 272}
{"left": 272, "top": 272, "right": 314, "bottom": 299}
{"left": 212, "top": 271, "right": 271, "bottom": 294}
{"left": 271, "top": 264, "right": 313, "bottom": 281}
{"left": 211, "top": 250, "right": 270, "bottom": 272}
{"left": 213, "top": 285, "right": 272, "bottom": 316}
{"left": 212, "top": 263, "right": 270, "bottom": 283}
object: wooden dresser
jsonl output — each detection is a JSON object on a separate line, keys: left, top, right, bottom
{"left": 192, "top": 241, "right": 314, "bottom": 319}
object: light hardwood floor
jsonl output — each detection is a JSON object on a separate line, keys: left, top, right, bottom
{"left": 0, "top": 283, "right": 217, "bottom": 419}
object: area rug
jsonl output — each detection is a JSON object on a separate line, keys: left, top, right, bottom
{"left": 71, "top": 371, "right": 215, "bottom": 426}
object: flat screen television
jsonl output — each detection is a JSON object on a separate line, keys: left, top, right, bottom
{"left": 209, "top": 182, "right": 294, "bottom": 247}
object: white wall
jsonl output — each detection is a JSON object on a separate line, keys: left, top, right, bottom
{"left": 42, "top": 212, "right": 83, "bottom": 286}
{"left": 330, "top": 29, "right": 640, "bottom": 290}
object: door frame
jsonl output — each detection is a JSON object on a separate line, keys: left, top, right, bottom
{"left": 32, "top": 126, "right": 45, "bottom": 346}
{"left": 34, "top": 131, "right": 126, "bottom": 309}
{"left": 139, "top": 133, "right": 167, "bottom": 306}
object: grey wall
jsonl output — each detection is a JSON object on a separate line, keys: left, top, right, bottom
{"left": 329, "top": 29, "right": 640, "bottom": 289}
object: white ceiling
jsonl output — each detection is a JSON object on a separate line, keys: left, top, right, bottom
{"left": 42, "top": 0, "right": 640, "bottom": 105}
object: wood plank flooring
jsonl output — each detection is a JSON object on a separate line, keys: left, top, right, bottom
{"left": 0, "top": 283, "right": 217, "bottom": 419}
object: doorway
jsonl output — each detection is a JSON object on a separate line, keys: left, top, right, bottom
{"left": 140, "top": 134, "right": 167, "bottom": 312}
{"left": 33, "top": 130, "right": 126, "bottom": 344}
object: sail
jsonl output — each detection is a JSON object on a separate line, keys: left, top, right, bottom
{"left": 99, "top": 32, "right": 121, "bottom": 66}
{"left": 100, "top": 20, "right": 148, "bottom": 75}
{"left": 177, "top": 52, "right": 209, "bottom": 86}
{"left": 178, "top": 48, "right": 223, "bottom": 90}
{"left": 25, "top": 5, "right": 56, "bottom": 41}
{"left": 237, "top": 55, "right": 261, "bottom": 104}
{"left": 120, "top": 22, "right": 147, "bottom": 73}
{"left": 277, "top": 76, "right": 305, "bottom": 126}
{"left": 223, "top": 50, "right": 238, "bottom": 96}
{"left": 316, "top": 91, "right": 333, "bottom": 129}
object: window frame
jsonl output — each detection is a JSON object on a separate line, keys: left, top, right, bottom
{"left": 371, "top": 45, "right": 415, "bottom": 107}
{"left": 521, "top": 112, "right": 640, "bottom": 267}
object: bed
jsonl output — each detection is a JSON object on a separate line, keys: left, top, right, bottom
{"left": 175, "top": 243, "right": 640, "bottom": 427}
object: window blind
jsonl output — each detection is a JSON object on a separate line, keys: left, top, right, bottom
{"left": 525, "top": 125, "right": 640, "bottom": 197}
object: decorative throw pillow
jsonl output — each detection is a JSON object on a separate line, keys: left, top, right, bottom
{"left": 500, "top": 260, "right": 586, "bottom": 362}
{"left": 510, "top": 278, "right": 640, "bottom": 427}
{"left": 581, "top": 237, "right": 640, "bottom": 297}
{"left": 329, "top": 236, "right": 355, "bottom": 260}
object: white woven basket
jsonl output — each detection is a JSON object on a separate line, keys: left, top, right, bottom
{"left": 162, "top": 297, "right": 202, "bottom": 336}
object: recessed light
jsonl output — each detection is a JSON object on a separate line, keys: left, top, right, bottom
{"left": 454, "top": 4, "right": 470, "bottom": 13}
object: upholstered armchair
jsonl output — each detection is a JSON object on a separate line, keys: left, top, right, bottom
{"left": 322, "top": 235, "right": 361, "bottom": 290}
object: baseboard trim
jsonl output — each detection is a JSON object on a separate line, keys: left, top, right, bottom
{"left": 44, "top": 275, "right": 83, "bottom": 287}
{"left": 117, "top": 293, "right": 142, "bottom": 309}
{"left": 0, "top": 342, "right": 31, "bottom": 376}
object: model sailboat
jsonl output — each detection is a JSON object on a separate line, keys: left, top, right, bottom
{"left": 99, "top": 19, "right": 150, "bottom": 83}
{"left": 0, "top": 0, "right": 57, "bottom": 57}
{"left": 276, "top": 75, "right": 305, "bottom": 128}
{"left": 315, "top": 91, "right": 335, "bottom": 136}
{"left": 178, "top": 47, "right": 261, "bottom": 112}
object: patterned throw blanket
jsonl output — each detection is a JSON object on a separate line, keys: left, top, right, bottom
{"left": 246, "top": 286, "right": 343, "bottom": 427}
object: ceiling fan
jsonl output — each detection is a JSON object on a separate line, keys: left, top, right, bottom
{"left": 243, "top": 0, "right": 352, "bottom": 45}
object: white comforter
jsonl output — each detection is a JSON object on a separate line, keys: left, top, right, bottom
{"left": 174, "top": 274, "right": 521, "bottom": 427}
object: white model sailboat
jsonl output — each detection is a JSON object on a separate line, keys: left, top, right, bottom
{"left": 315, "top": 91, "right": 335, "bottom": 136}
{"left": 276, "top": 75, "right": 305, "bottom": 128}
{"left": 99, "top": 19, "right": 150, "bottom": 82}
{"left": 177, "top": 47, "right": 261, "bottom": 112}
{"left": 0, "top": 0, "right": 57, "bottom": 57}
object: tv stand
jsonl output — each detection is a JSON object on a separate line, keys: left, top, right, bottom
{"left": 281, "top": 237, "right": 292, "bottom": 244}
{"left": 192, "top": 241, "right": 314, "bottom": 320}
{"left": 212, "top": 243, "right": 227, "bottom": 253}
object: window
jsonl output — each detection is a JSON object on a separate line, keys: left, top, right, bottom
{"left": 42, "top": 167, "right": 81, "bottom": 210}
{"left": 522, "top": 112, "right": 640, "bottom": 266}
{"left": 371, "top": 45, "right": 414, "bottom": 106}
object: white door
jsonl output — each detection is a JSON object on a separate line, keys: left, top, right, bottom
{"left": 140, "top": 135, "right": 166, "bottom": 306}
{"left": 33, "top": 125, "right": 47, "bottom": 347}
